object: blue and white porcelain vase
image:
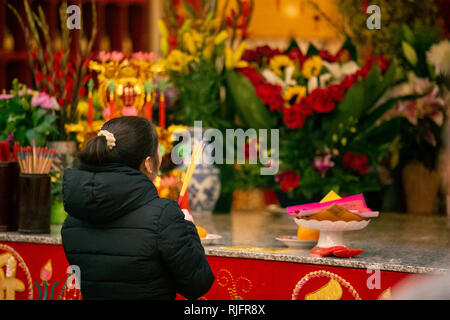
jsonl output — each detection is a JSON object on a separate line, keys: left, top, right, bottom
{"left": 183, "top": 126, "right": 221, "bottom": 215}
{"left": 188, "top": 163, "right": 221, "bottom": 214}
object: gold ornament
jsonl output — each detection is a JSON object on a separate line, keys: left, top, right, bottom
{"left": 89, "top": 53, "right": 164, "bottom": 119}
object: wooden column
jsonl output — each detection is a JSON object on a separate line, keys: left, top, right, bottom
{"left": 149, "top": 0, "right": 163, "bottom": 54}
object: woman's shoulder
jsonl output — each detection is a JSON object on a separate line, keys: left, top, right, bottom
{"left": 131, "top": 197, "right": 183, "bottom": 226}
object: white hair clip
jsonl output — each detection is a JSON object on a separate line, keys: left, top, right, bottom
{"left": 98, "top": 130, "right": 116, "bottom": 150}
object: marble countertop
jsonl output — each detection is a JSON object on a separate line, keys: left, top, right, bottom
{"left": 1, "top": 211, "right": 449, "bottom": 274}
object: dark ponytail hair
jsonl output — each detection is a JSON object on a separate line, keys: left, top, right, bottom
{"left": 78, "top": 116, "right": 159, "bottom": 170}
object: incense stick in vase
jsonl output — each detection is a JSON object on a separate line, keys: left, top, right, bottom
{"left": 177, "top": 142, "right": 205, "bottom": 206}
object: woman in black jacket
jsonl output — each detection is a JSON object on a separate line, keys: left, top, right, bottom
{"left": 61, "top": 116, "right": 214, "bottom": 300}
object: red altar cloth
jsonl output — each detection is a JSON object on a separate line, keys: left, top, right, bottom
{"left": 0, "top": 241, "right": 423, "bottom": 300}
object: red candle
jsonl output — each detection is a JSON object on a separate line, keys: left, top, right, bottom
{"left": 159, "top": 92, "right": 165, "bottom": 129}
{"left": 362, "top": 0, "right": 368, "bottom": 12}
{"left": 87, "top": 90, "right": 93, "bottom": 126}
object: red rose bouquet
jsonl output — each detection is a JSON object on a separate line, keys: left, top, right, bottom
{"left": 225, "top": 38, "right": 418, "bottom": 203}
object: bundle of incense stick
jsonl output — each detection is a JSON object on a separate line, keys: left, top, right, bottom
{"left": 177, "top": 142, "right": 205, "bottom": 206}
{"left": 16, "top": 144, "right": 56, "bottom": 174}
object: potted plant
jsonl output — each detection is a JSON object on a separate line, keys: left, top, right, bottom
{"left": 0, "top": 80, "right": 59, "bottom": 147}
{"left": 387, "top": 24, "right": 448, "bottom": 214}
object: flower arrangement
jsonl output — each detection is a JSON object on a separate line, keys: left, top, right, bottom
{"left": 8, "top": 0, "right": 97, "bottom": 140}
{"left": 159, "top": 0, "right": 252, "bottom": 129}
{"left": 226, "top": 39, "right": 415, "bottom": 203}
{"left": 387, "top": 24, "right": 449, "bottom": 170}
{"left": 0, "top": 80, "right": 58, "bottom": 147}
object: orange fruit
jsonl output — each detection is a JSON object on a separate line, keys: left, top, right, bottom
{"left": 196, "top": 226, "right": 207, "bottom": 238}
{"left": 297, "top": 227, "right": 319, "bottom": 240}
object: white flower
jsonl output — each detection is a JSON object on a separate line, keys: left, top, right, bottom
{"left": 322, "top": 61, "right": 360, "bottom": 81}
{"left": 307, "top": 61, "right": 359, "bottom": 93}
{"left": 307, "top": 73, "right": 331, "bottom": 93}
{"left": 262, "top": 66, "right": 296, "bottom": 88}
{"left": 427, "top": 40, "right": 450, "bottom": 76}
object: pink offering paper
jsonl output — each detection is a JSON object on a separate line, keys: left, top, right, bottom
{"left": 286, "top": 194, "right": 369, "bottom": 215}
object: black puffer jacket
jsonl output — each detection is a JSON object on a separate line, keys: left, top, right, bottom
{"left": 61, "top": 162, "right": 214, "bottom": 300}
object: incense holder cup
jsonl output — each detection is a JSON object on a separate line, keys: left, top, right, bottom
{"left": 0, "top": 162, "right": 20, "bottom": 231}
{"left": 18, "top": 174, "right": 51, "bottom": 234}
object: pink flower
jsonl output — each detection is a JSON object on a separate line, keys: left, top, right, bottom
{"left": 98, "top": 51, "right": 110, "bottom": 61}
{"left": 102, "top": 107, "right": 111, "bottom": 119}
{"left": 424, "top": 130, "right": 437, "bottom": 147}
{"left": 0, "top": 94, "right": 13, "bottom": 99}
{"left": 31, "top": 92, "right": 60, "bottom": 110}
{"left": 161, "top": 176, "right": 177, "bottom": 187}
{"left": 110, "top": 51, "right": 124, "bottom": 61}
{"left": 131, "top": 51, "right": 156, "bottom": 61}
{"left": 396, "top": 75, "right": 445, "bottom": 126}
{"left": 98, "top": 51, "right": 124, "bottom": 62}
{"left": 313, "top": 148, "right": 335, "bottom": 177}
{"left": 121, "top": 106, "right": 138, "bottom": 116}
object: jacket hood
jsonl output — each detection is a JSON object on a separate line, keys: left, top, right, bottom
{"left": 62, "top": 162, "right": 159, "bottom": 224}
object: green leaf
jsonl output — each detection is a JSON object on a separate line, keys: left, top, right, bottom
{"left": 323, "top": 80, "right": 364, "bottom": 141}
{"left": 225, "top": 71, "right": 277, "bottom": 129}
{"left": 285, "top": 38, "right": 300, "bottom": 54}
{"left": 364, "top": 118, "right": 400, "bottom": 149}
{"left": 358, "top": 93, "right": 426, "bottom": 134}
{"left": 361, "top": 63, "right": 382, "bottom": 112}
{"left": 32, "top": 108, "right": 46, "bottom": 127}
{"left": 182, "top": 1, "right": 196, "bottom": 18}
{"left": 306, "top": 44, "right": 319, "bottom": 56}
{"left": 341, "top": 36, "right": 358, "bottom": 61}
{"left": 25, "top": 129, "right": 38, "bottom": 146}
{"left": 402, "top": 41, "right": 418, "bottom": 66}
{"left": 402, "top": 24, "right": 415, "bottom": 44}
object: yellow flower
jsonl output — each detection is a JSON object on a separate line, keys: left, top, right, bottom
{"left": 203, "top": 43, "right": 214, "bottom": 59}
{"left": 158, "top": 20, "right": 169, "bottom": 56}
{"left": 269, "top": 55, "right": 295, "bottom": 76}
{"left": 65, "top": 123, "right": 84, "bottom": 133}
{"left": 151, "top": 59, "right": 166, "bottom": 73}
{"left": 191, "top": 30, "right": 204, "bottom": 49}
{"left": 65, "top": 120, "right": 104, "bottom": 146}
{"left": 154, "top": 175, "right": 161, "bottom": 189}
{"left": 332, "top": 134, "right": 338, "bottom": 142}
{"left": 225, "top": 41, "right": 248, "bottom": 70}
{"left": 160, "top": 38, "right": 169, "bottom": 57}
{"left": 340, "top": 137, "right": 347, "bottom": 146}
{"left": 181, "top": 19, "right": 192, "bottom": 34}
{"left": 156, "top": 125, "right": 187, "bottom": 155}
{"left": 158, "top": 20, "right": 168, "bottom": 39}
{"left": 214, "top": 30, "right": 228, "bottom": 45}
{"left": 166, "top": 50, "right": 196, "bottom": 73}
{"left": 77, "top": 101, "right": 89, "bottom": 117}
{"left": 302, "top": 56, "right": 323, "bottom": 78}
{"left": 282, "top": 86, "right": 306, "bottom": 107}
{"left": 202, "top": 37, "right": 215, "bottom": 60}
{"left": 168, "top": 125, "right": 188, "bottom": 143}
{"left": 183, "top": 32, "right": 197, "bottom": 55}
{"left": 205, "top": 18, "right": 221, "bottom": 32}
